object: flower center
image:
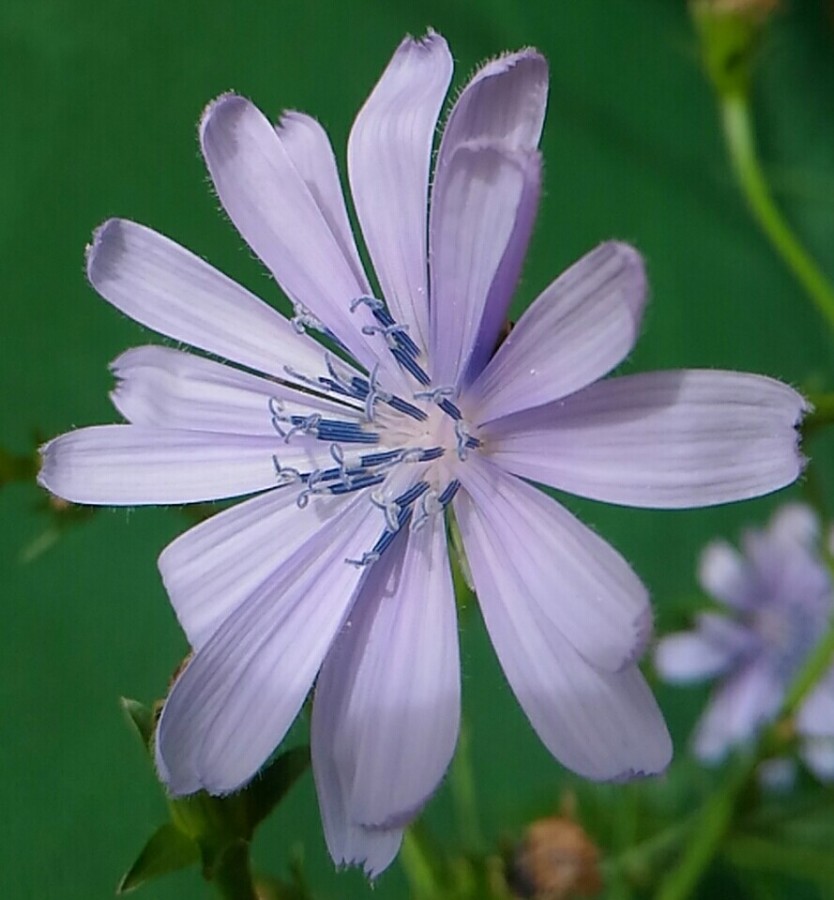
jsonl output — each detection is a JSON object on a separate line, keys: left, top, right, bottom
{"left": 269, "top": 295, "right": 481, "bottom": 569}
{"left": 754, "top": 601, "right": 820, "bottom": 682}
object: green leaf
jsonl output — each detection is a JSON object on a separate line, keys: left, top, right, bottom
{"left": 245, "top": 745, "right": 310, "bottom": 830}
{"left": 117, "top": 822, "right": 200, "bottom": 894}
{"left": 120, "top": 696, "right": 155, "bottom": 751}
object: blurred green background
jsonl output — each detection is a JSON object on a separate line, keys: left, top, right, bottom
{"left": 3, "top": 0, "right": 834, "bottom": 897}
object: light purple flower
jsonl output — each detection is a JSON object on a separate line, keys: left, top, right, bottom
{"left": 655, "top": 504, "right": 834, "bottom": 778}
{"left": 39, "top": 33, "right": 806, "bottom": 874}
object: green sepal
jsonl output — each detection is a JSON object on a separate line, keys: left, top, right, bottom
{"left": 117, "top": 822, "right": 200, "bottom": 894}
{"left": 165, "top": 746, "right": 310, "bottom": 875}
{"left": 120, "top": 699, "right": 311, "bottom": 892}
{"left": 689, "top": 0, "right": 775, "bottom": 98}
{"left": 120, "top": 696, "right": 156, "bottom": 751}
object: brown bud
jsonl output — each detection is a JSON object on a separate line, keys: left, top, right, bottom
{"left": 509, "top": 816, "right": 602, "bottom": 900}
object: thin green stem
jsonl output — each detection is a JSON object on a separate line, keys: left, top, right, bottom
{"left": 656, "top": 601, "right": 834, "bottom": 900}
{"left": 603, "top": 812, "right": 699, "bottom": 885}
{"left": 400, "top": 826, "right": 442, "bottom": 900}
{"left": 450, "top": 721, "right": 484, "bottom": 853}
{"left": 720, "top": 92, "right": 834, "bottom": 336}
{"left": 656, "top": 755, "right": 755, "bottom": 900}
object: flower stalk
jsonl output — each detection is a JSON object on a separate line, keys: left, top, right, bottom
{"left": 719, "top": 94, "right": 834, "bottom": 335}
{"left": 211, "top": 841, "right": 259, "bottom": 900}
{"left": 691, "top": 0, "right": 834, "bottom": 336}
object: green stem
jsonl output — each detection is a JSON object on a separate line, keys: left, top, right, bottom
{"left": 603, "top": 812, "right": 699, "bottom": 885}
{"left": 450, "top": 721, "right": 484, "bottom": 852}
{"left": 212, "top": 840, "right": 258, "bottom": 900}
{"left": 656, "top": 603, "right": 834, "bottom": 900}
{"left": 400, "top": 826, "right": 442, "bottom": 900}
{"left": 655, "top": 755, "right": 755, "bottom": 900}
{"left": 720, "top": 92, "right": 834, "bottom": 336}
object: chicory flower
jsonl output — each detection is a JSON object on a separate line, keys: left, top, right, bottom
{"left": 39, "top": 32, "right": 806, "bottom": 874}
{"left": 655, "top": 504, "right": 834, "bottom": 778}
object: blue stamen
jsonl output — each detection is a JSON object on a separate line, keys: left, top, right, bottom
{"left": 371, "top": 505, "right": 413, "bottom": 558}
{"left": 349, "top": 376, "right": 369, "bottom": 399}
{"left": 439, "top": 398, "right": 462, "bottom": 420}
{"left": 269, "top": 396, "right": 288, "bottom": 437}
{"left": 387, "top": 395, "right": 428, "bottom": 421}
{"left": 301, "top": 467, "right": 341, "bottom": 484}
{"left": 371, "top": 492, "right": 402, "bottom": 532}
{"left": 286, "top": 416, "right": 379, "bottom": 445}
{"left": 325, "top": 355, "right": 363, "bottom": 397}
{"left": 350, "top": 295, "right": 385, "bottom": 314}
{"left": 391, "top": 347, "right": 431, "bottom": 385}
{"left": 394, "top": 481, "right": 430, "bottom": 509}
{"left": 360, "top": 449, "right": 403, "bottom": 468}
{"left": 378, "top": 317, "right": 421, "bottom": 358}
{"left": 413, "top": 385, "right": 462, "bottom": 421}
{"left": 281, "top": 413, "right": 322, "bottom": 443}
{"left": 369, "top": 303, "right": 394, "bottom": 326}
{"left": 328, "top": 473, "right": 386, "bottom": 495}
{"left": 291, "top": 309, "right": 325, "bottom": 335}
{"left": 415, "top": 446, "right": 444, "bottom": 462}
{"left": 329, "top": 442, "right": 351, "bottom": 485}
{"left": 362, "top": 321, "right": 421, "bottom": 360}
{"left": 272, "top": 455, "right": 302, "bottom": 485}
{"left": 438, "top": 479, "right": 461, "bottom": 506}
{"left": 317, "top": 377, "right": 352, "bottom": 397}
{"left": 454, "top": 420, "right": 480, "bottom": 461}
{"left": 350, "top": 295, "right": 429, "bottom": 385}
{"left": 345, "top": 550, "right": 381, "bottom": 568}
{"left": 414, "top": 386, "right": 453, "bottom": 402}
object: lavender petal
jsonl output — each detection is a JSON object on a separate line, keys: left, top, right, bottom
{"left": 456, "top": 457, "right": 651, "bottom": 673}
{"left": 200, "top": 94, "right": 408, "bottom": 391}
{"left": 348, "top": 31, "right": 452, "bottom": 352}
{"left": 470, "top": 242, "right": 646, "bottom": 421}
{"left": 483, "top": 370, "right": 807, "bottom": 509}
{"left": 155, "top": 492, "right": 382, "bottom": 795}
{"left": 276, "top": 111, "right": 372, "bottom": 295}
{"left": 429, "top": 145, "right": 540, "bottom": 388}
{"left": 38, "top": 425, "right": 334, "bottom": 505}
{"left": 312, "top": 514, "right": 458, "bottom": 872}
{"left": 159, "top": 487, "right": 355, "bottom": 651}
{"left": 457, "top": 470, "right": 670, "bottom": 779}
{"left": 86, "top": 218, "right": 334, "bottom": 386}
{"left": 111, "top": 345, "right": 364, "bottom": 435}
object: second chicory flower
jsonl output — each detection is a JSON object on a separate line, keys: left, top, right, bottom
{"left": 656, "top": 504, "right": 834, "bottom": 778}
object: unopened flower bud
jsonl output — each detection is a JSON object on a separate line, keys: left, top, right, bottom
{"left": 690, "top": 0, "right": 780, "bottom": 96}
{"left": 508, "top": 815, "right": 602, "bottom": 899}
